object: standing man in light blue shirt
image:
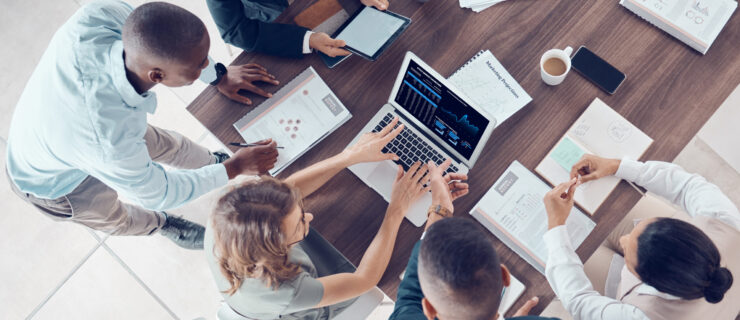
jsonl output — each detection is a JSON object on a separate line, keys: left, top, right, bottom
{"left": 6, "top": 0, "right": 280, "bottom": 249}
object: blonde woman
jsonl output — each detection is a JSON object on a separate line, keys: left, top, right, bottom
{"left": 205, "top": 117, "right": 434, "bottom": 319}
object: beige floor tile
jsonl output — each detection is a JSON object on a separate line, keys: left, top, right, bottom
{"left": 103, "top": 235, "right": 223, "bottom": 320}
{"left": 33, "top": 247, "right": 175, "bottom": 320}
{"left": 0, "top": 138, "right": 101, "bottom": 319}
{"left": 147, "top": 86, "right": 209, "bottom": 145}
{"left": 197, "top": 131, "right": 231, "bottom": 154}
{"left": 673, "top": 137, "right": 740, "bottom": 209}
{"left": 103, "top": 181, "right": 230, "bottom": 320}
{"left": 0, "top": 0, "right": 81, "bottom": 138}
{"left": 697, "top": 83, "right": 740, "bottom": 173}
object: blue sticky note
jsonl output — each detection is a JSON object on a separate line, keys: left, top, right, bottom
{"left": 551, "top": 137, "right": 585, "bottom": 171}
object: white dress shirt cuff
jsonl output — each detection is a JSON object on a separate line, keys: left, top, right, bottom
{"left": 302, "top": 31, "right": 314, "bottom": 54}
{"left": 209, "top": 163, "right": 230, "bottom": 188}
{"left": 544, "top": 225, "right": 576, "bottom": 261}
{"left": 615, "top": 158, "right": 642, "bottom": 182}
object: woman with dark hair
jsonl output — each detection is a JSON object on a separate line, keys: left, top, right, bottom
{"left": 204, "top": 117, "right": 436, "bottom": 319}
{"left": 542, "top": 155, "right": 739, "bottom": 320}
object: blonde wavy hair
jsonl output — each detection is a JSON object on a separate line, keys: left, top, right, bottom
{"left": 211, "top": 178, "right": 303, "bottom": 294}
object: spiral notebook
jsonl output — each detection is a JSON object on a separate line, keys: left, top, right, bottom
{"left": 448, "top": 50, "right": 531, "bottom": 127}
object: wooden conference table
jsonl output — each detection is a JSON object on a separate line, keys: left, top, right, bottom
{"left": 188, "top": 0, "right": 740, "bottom": 316}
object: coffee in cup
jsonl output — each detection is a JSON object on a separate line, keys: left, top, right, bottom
{"left": 540, "top": 46, "right": 573, "bottom": 86}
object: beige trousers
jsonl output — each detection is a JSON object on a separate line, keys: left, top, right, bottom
{"left": 8, "top": 125, "right": 216, "bottom": 236}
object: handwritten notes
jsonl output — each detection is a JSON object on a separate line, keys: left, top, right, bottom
{"left": 551, "top": 136, "right": 585, "bottom": 171}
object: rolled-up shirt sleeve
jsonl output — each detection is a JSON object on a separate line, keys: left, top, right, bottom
{"left": 544, "top": 226, "right": 649, "bottom": 320}
{"left": 615, "top": 159, "right": 740, "bottom": 231}
{"left": 88, "top": 136, "right": 228, "bottom": 211}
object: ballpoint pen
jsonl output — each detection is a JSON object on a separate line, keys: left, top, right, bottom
{"left": 229, "top": 142, "right": 285, "bottom": 149}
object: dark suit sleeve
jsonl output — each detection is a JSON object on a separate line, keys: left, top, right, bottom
{"left": 206, "top": 0, "right": 309, "bottom": 58}
{"left": 389, "top": 240, "right": 427, "bottom": 320}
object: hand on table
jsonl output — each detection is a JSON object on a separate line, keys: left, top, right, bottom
{"left": 222, "top": 139, "right": 279, "bottom": 178}
{"left": 512, "top": 296, "right": 540, "bottom": 317}
{"left": 543, "top": 177, "right": 580, "bottom": 229}
{"left": 342, "top": 117, "right": 403, "bottom": 165}
{"left": 361, "top": 0, "right": 389, "bottom": 10}
{"left": 309, "top": 32, "right": 351, "bottom": 57}
{"left": 216, "top": 63, "right": 279, "bottom": 105}
{"left": 569, "top": 154, "right": 621, "bottom": 183}
{"left": 388, "top": 162, "right": 429, "bottom": 219}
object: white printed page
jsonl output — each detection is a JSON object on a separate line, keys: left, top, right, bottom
{"left": 233, "top": 68, "right": 350, "bottom": 175}
{"left": 471, "top": 161, "right": 595, "bottom": 274}
{"left": 536, "top": 98, "right": 652, "bottom": 214}
{"left": 624, "top": 0, "right": 736, "bottom": 47}
{"left": 449, "top": 50, "right": 531, "bottom": 126}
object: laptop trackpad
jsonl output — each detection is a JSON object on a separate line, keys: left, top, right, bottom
{"left": 367, "top": 161, "right": 398, "bottom": 200}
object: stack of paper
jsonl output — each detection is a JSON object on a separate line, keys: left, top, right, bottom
{"left": 459, "top": 0, "right": 507, "bottom": 13}
{"left": 619, "top": 0, "right": 737, "bottom": 54}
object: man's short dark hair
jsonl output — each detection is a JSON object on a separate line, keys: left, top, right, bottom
{"left": 419, "top": 218, "right": 503, "bottom": 320}
{"left": 122, "top": 2, "right": 207, "bottom": 62}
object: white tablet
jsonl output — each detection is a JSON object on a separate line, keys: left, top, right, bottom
{"left": 333, "top": 7, "right": 411, "bottom": 61}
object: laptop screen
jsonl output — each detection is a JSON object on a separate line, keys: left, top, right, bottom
{"left": 393, "top": 60, "right": 489, "bottom": 160}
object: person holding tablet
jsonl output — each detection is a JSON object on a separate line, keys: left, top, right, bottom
{"left": 205, "top": 118, "right": 429, "bottom": 319}
{"left": 206, "top": 0, "right": 389, "bottom": 58}
{"left": 542, "top": 155, "right": 739, "bottom": 320}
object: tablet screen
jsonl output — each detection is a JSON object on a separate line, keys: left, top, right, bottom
{"left": 336, "top": 7, "right": 407, "bottom": 58}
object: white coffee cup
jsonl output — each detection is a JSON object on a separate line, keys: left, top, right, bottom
{"left": 540, "top": 46, "right": 573, "bottom": 86}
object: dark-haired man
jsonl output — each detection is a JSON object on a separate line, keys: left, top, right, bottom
{"left": 6, "top": 0, "right": 279, "bottom": 249}
{"left": 206, "top": 0, "right": 389, "bottom": 58}
{"left": 389, "top": 160, "right": 559, "bottom": 320}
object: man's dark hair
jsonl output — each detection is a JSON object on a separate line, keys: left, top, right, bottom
{"left": 122, "top": 2, "right": 207, "bottom": 62}
{"left": 636, "top": 218, "right": 733, "bottom": 303}
{"left": 419, "top": 218, "right": 503, "bottom": 320}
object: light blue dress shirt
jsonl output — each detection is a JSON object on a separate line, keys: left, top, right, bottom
{"left": 6, "top": 0, "right": 228, "bottom": 211}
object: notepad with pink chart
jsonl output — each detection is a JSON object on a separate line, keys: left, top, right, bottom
{"left": 233, "top": 67, "right": 351, "bottom": 175}
{"left": 535, "top": 98, "right": 653, "bottom": 215}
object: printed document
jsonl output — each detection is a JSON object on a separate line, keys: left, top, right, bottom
{"left": 233, "top": 67, "right": 351, "bottom": 175}
{"left": 536, "top": 98, "right": 653, "bottom": 214}
{"left": 470, "top": 161, "right": 595, "bottom": 275}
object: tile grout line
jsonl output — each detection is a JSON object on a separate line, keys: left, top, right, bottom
{"left": 25, "top": 232, "right": 105, "bottom": 319}
{"left": 99, "top": 242, "right": 180, "bottom": 319}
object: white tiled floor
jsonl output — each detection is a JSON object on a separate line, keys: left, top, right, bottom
{"left": 1, "top": 0, "right": 737, "bottom": 319}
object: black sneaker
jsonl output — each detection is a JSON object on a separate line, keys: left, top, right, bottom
{"left": 159, "top": 212, "right": 205, "bottom": 250}
{"left": 212, "top": 151, "right": 230, "bottom": 164}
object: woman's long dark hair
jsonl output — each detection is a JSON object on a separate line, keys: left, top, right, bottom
{"left": 635, "top": 218, "right": 733, "bottom": 303}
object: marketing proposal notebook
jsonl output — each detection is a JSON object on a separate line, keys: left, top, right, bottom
{"left": 448, "top": 50, "right": 531, "bottom": 127}
{"left": 471, "top": 161, "right": 595, "bottom": 275}
{"left": 535, "top": 98, "right": 653, "bottom": 215}
{"left": 233, "top": 67, "right": 351, "bottom": 175}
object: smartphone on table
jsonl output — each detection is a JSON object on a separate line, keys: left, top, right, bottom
{"left": 571, "top": 46, "right": 626, "bottom": 95}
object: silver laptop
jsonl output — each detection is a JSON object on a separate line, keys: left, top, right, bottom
{"left": 347, "top": 52, "right": 497, "bottom": 227}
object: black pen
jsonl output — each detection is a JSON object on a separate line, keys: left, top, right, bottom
{"left": 229, "top": 142, "right": 284, "bottom": 149}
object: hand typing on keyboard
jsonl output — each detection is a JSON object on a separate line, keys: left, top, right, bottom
{"left": 342, "top": 116, "right": 404, "bottom": 166}
{"left": 373, "top": 113, "right": 460, "bottom": 174}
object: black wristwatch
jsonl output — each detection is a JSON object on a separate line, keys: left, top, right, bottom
{"left": 210, "top": 62, "right": 227, "bottom": 86}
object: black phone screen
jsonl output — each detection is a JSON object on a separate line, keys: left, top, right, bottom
{"left": 571, "top": 47, "right": 626, "bottom": 94}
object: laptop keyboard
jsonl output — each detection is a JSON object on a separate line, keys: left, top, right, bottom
{"left": 373, "top": 113, "right": 459, "bottom": 174}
